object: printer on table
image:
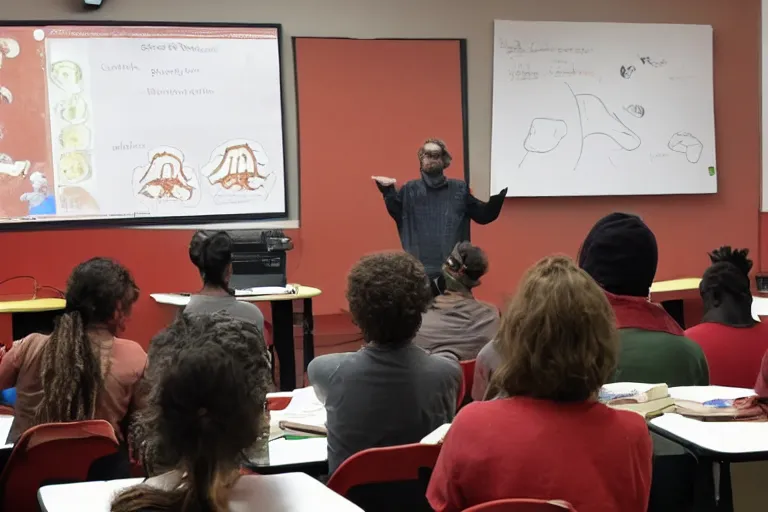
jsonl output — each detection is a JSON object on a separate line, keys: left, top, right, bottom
{"left": 228, "top": 230, "right": 293, "bottom": 290}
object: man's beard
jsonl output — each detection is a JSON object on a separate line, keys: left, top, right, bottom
{"left": 421, "top": 162, "right": 445, "bottom": 174}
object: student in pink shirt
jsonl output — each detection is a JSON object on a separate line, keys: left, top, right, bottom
{"left": 0, "top": 258, "right": 146, "bottom": 443}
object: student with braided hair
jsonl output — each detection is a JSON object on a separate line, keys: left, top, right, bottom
{"left": 686, "top": 247, "right": 768, "bottom": 388}
{"left": 0, "top": 258, "right": 146, "bottom": 443}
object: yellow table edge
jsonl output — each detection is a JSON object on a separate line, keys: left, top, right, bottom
{"left": 650, "top": 278, "right": 701, "bottom": 294}
{"left": 0, "top": 298, "right": 66, "bottom": 314}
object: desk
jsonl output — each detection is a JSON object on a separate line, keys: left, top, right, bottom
{"left": 650, "top": 278, "right": 701, "bottom": 329}
{"left": 246, "top": 437, "right": 328, "bottom": 476}
{"left": 0, "top": 298, "right": 66, "bottom": 340}
{"left": 38, "top": 473, "right": 359, "bottom": 512}
{"left": 152, "top": 285, "right": 322, "bottom": 390}
{"left": 649, "top": 386, "right": 768, "bottom": 511}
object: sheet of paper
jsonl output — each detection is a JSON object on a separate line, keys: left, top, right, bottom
{"left": 669, "top": 385, "right": 756, "bottom": 403}
{"left": 235, "top": 285, "right": 295, "bottom": 297}
{"left": 267, "top": 437, "right": 328, "bottom": 466}
{"left": 0, "top": 415, "right": 13, "bottom": 446}
{"left": 150, "top": 293, "right": 191, "bottom": 306}
{"left": 271, "top": 386, "right": 326, "bottom": 428}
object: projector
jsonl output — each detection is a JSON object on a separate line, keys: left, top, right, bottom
{"left": 84, "top": 0, "right": 103, "bottom": 8}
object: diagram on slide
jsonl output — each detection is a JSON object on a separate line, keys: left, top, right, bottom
{"left": 57, "top": 186, "right": 99, "bottom": 214}
{"left": 668, "top": 131, "right": 703, "bottom": 164}
{"left": 0, "top": 153, "right": 29, "bottom": 178}
{"left": 132, "top": 147, "right": 200, "bottom": 204}
{"left": 20, "top": 172, "right": 56, "bottom": 215}
{"left": 0, "top": 86, "right": 11, "bottom": 104}
{"left": 58, "top": 151, "right": 91, "bottom": 185}
{"left": 518, "top": 84, "right": 641, "bottom": 171}
{"left": 0, "top": 38, "right": 19, "bottom": 69}
{"left": 50, "top": 60, "right": 83, "bottom": 93}
{"left": 56, "top": 94, "right": 88, "bottom": 124}
{"left": 59, "top": 125, "right": 91, "bottom": 151}
{"left": 201, "top": 140, "right": 276, "bottom": 204}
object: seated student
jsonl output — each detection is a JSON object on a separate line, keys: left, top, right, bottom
{"left": 413, "top": 242, "right": 499, "bottom": 360}
{"left": 111, "top": 336, "right": 271, "bottom": 512}
{"left": 132, "top": 314, "right": 270, "bottom": 475}
{"left": 184, "top": 230, "right": 265, "bottom": 331}
{"left": 0, "top": 258, "right": 146, "bottom": 443}
{"left": 686, "top": 247, "right": 768, "bottom": 388}
{"left": 578, "top": 212, "right": 709, "bottom": 386}
{"left": 427, "top": 256, "right": 652, "bottom": 512}
{"left": 308, "top": 252, "right": 461, "bottom": 474}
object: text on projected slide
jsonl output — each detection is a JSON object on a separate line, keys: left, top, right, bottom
{"left": 0, "top": 25, "right": 286, "bottom": 226}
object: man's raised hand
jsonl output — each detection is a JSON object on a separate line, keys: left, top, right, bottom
{"left": 372, "top": 176, "right": 396, "bottom": 186}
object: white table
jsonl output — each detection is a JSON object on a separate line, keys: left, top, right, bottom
{"left": 650, "top": 386, "right": 768, "bottom": 512}
{"left": 0, "top": 414, "right": 13, "bottom": 448}
{"left": 38, "top": 473, "right": 362, "bottom": 512}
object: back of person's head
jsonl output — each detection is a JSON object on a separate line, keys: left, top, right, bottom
{"left": 347, "top": 252, "right": 432, "bottom": 346}
{"left": 35, "top": 257, "right": 138, "bottom": 425}
{"left": 700, "top": 246, "right": 753, "bottom": 309}
{"left": 134, "top": 313, "right": 270, "bottom": 476}
{"left": 442, "top": 242, "right": 489, "bottom": 292}
{"left": 189, "top": 231, "right": 234, "bottom": 292}
{"left": 489, "top": 256, "right": 619, "bottom": 402}
{"left": 112, "top": 342, "right": 261, "bottom": 512}
{"left": 578, "top": 212, "right": 658, "bottom": 297}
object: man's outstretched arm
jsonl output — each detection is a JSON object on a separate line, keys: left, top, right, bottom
{"left": 372, "top": 176, "right": 403, "bottom": 227}
{"left": 466, "top": 187, "right": 507, "bottom": 225}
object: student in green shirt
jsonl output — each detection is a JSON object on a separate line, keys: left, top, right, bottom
{"left": 578, "top": 212, "right": 709, "bottom": 386}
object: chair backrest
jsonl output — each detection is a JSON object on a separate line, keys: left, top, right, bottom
{"left": 459, "top": 359, "right": 476, "bottom": 407}
{"left": 327, "top": 443, "right": 441, "bottom": 511}
{"left": 463, "top": 498, "right": 577, "bottom": 511}
{"left": 0, "top": 420, "right": 119, "bottom": 512}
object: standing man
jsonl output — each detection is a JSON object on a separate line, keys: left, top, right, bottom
{"left": 372, "top": 139, "right": 507, "bottom": 294}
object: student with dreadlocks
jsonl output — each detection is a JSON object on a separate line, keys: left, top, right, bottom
{"left": 183, "top": 231, "right": 265, "bottom": 331}
{"left": 413, "top": 241, "right": 499, "bottom": 360}
{"left": 686, "top": 247, "right": 768, "bottom": 389}
{"left": 111, "top": 318, "right": 271, "bottom": 512}
{"left": 373, "top": 139, "right": 507, "bottom": 295}
{"left": 0, "top": 258, "right": 146, "bottom": 443}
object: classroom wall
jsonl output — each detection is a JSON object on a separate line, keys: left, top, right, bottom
{"left": 0, "top": 0, "right": 760, "bottom": 346}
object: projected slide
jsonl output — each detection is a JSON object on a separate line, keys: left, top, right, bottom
{"left": 0, "top": 24, "right": 286, "bottom": 228}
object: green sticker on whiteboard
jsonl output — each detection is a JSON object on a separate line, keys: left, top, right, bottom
{"left": 708, "top": 166, "right": 716, "bottom": 176}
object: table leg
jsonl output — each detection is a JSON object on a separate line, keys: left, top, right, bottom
{"left": 661, "top": 299, "right": 686, "bottom": 329}
{"left": 271, "top": 301, "right": 295, "bottom": 391}
{"left": 302, "top": 298, "right": 315, "bottom": 373}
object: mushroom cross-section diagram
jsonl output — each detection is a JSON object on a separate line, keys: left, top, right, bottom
{"left": 133, "top": 147, "right": 199, "bottom": 203}
{"left": 201, "top": 140, "right": 276, "bottom": 202}
{"left": 0, "top": 38, "right": 19, "bottom": 69}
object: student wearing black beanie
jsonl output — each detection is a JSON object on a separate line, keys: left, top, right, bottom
{"left": 579, "top": 213, "right": 710, "bottom": 512}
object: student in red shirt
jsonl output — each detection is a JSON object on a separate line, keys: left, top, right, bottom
{"left": 427, "top": 256, "right": 652, "bottom": 512}
{"left": 685, "top": 247, "right": 768, "bottom": 389}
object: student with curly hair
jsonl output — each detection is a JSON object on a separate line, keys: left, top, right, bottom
{"left": 0, "top": 258, "right": 146, "bottom": 443}
{"left": 112, "top": 335, "right": 270, "bottom": 512}
{"left": 413, "top": 242, "right": 499, "bottom": 361}
{"left": 184, "top": 231, "right": 264, "bottom": 331}
{"left": 684, "top": 247, "right": 768, "bottom": 388}
{"left": 308, "top": 252, "right": 461, "bottom": 473}
{"left": 131, "top": 314, "right": 270, "bottom": 476}
{"left": 427, "top": 256, "right": 652, "bottom": 512}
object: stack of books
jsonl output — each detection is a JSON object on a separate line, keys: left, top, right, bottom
{"left": 599, "top": 382, "right": 675, "bottom": 419}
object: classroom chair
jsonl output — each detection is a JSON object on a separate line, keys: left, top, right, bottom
{"left": 0, "top": 419, "right": 119, "bottom": 511}
{"left": 327, "top": 443, "right": 441, "bottom": 512}
{"left": 459, "top": 359, "right": 476, "bottom": 407}
{"left": 463, "top": 498, "right": 577, "bottom": 511}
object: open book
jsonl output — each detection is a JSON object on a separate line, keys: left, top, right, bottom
{"left": 599, "top": 382, "right": 675, "bottom": 418}
{"left": 670, "top": 386, "right": 767, "bottom": 422}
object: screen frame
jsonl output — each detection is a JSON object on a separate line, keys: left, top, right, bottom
{"left": 0, "top": 20, "right": 289, "bottom": 232}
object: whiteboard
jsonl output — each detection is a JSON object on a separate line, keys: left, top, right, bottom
{"left": 0, "top": 24, "right": 286, "bottom": 229}
{"left": 491, "top": 21, "right": 716, "bottom": 198}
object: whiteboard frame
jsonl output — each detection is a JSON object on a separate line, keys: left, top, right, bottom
{"left": 0, "top": 20, "right": 290, "bottom": 231}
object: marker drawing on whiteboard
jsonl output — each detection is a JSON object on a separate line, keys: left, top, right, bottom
{"left": 623, "top": 104, "right": 645, "bottom": 119}
{"left": 619, "top": 65, "right": 636, "bottom": 79}
{"left": 518, "top": 84, "right": 641, "bottom": 173}
{"left": 518, "top": 117, "right": 568, "bottom": 168}
{"left": 667, "top": 132, "right": 703, "bottom": 164}
{"left": 639, "top": 56, "right": 667, "bottom": 68}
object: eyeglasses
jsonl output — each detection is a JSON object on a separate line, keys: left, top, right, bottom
{"left": 422, "top": 150, "right": 442, "bottom": 159}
